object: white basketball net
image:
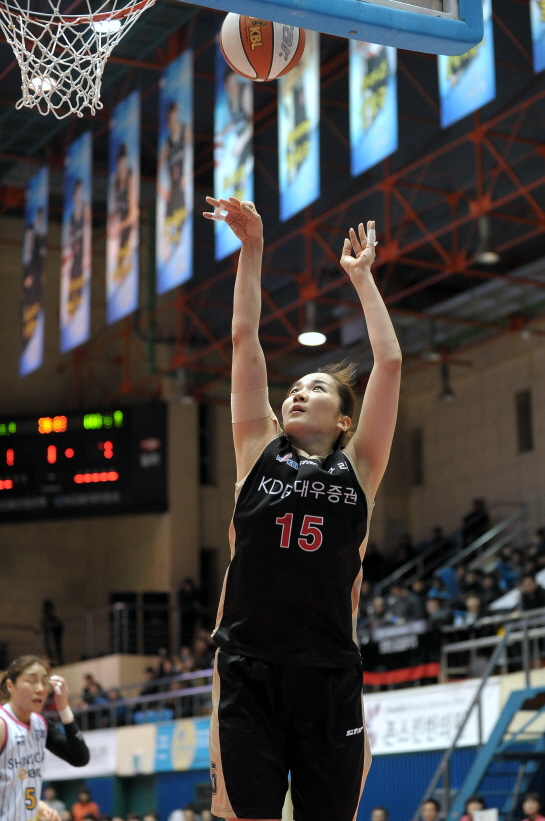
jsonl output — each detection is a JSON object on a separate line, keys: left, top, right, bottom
{"left": 0, "top": 0, "right": 156, "bottom": 118}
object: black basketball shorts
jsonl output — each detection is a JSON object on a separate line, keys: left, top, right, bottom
{"left": 210, "top": 649, "right": 371, "bottom": 821}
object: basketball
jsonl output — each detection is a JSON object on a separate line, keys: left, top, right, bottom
{"left": 219, "top": 13, "right": 306, "bottom": 82}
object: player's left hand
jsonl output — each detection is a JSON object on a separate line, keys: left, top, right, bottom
{"left": 340, "top": 221, "right": 377, "bottom": 282}
{"left": 38, "top": 800, "right": 61, "bottom": 821}
{"left": 50, "top": 675, "right": 69, "bottom": 712}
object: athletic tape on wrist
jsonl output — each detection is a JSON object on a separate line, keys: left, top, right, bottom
{"left": 59, "top": 706, "right": 74, "bottom": 724}
{"left": 231, "top": 387, "right": 272, "bottom": 423}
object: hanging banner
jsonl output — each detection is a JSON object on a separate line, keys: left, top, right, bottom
{"left": 278, "top": 30, "right": 320, "bottom": 222}
{"left": 156, "top": 50, "right": 193, "bottom": 294}
{"left": 214, "top": 40, "right": 254, "bottom": 260}
{"left": 60, "top": 131, "right": 92, "bottom": 353}
{"left": 530, "top": 0, "right": 545, "bottom": 72}
{"left": 349, "top": 42, "right": 398, "bottom": 177}
{"left": 20, "top": 166, "right": 48, "bottom": 377}
{"left": 438, "top": 0, "right": 495, "bottom": 128}
{"left": 107, "top": 91, "right": 140, "bottom": 324}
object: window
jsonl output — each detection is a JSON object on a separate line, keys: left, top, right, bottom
{"left": 411, "top": 427, "right": 424, "bottom": 486}
{"left": 199, "top": 403, "right": 215, "bottom": 485}
{"left": 515, "top": 389, "right": 534, "bottom": 454}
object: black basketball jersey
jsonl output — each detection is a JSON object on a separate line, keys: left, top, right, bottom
{"left": 213, "top": 435, "right": 371, "bottom": 668}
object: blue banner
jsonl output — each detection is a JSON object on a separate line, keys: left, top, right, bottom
{"left": 60, "top": 131, "right": 92, "bottom": 353}
{"left": 531, "top": 0, "right": 545, "bottom": 72}
{"left": 107, "top": 91, "right": 140, "bottom": 324}
{"left": 214, "top": 40, "right": 254, "bottom": 260}
{"left": 278, "top": 30, "right": 320, "bottom": 222}
{"left": 349, "top": 43, "right": 398, "bottom": 177}
{"left": 156, "top": 50, "right": 193, "bottom": 294}
{"left": 20, "top": 167, "right": 48, "bottom": 377}
{"left": 155, "top": 719, "right": 210, "bottom": 772}
{"left": 438, "top": 0, "right": 495, "bottom": 128}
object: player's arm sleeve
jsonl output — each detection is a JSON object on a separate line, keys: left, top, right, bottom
{"left": 45, "top": 718, "right": 90, "bottom": 767}
{"left": 231, "top": 387, "right": 279, "bottom": 425}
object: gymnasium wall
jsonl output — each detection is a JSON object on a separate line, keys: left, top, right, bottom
{"left": 403, "top": 325, "right": 545, "bottom": 542}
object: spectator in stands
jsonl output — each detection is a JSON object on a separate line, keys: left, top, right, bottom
{"left": 388, "top": 582, "right": 425, "bottom": 623}
{"left": 427, "top": 575, "right": 452, "bottom": 603}
{"left": 167, "top": 803, "right": 196, "bottom": 821}
{"left": 368, "top": 595, "right": 388, "bottom": 628}
{"left": 462, "top": 499, "right": 490, "bottom": 547}
{"left": 193, "top": 633, "right": 215, "bottom": 671}
{"left": 459, "top": 569, "right": 483, "bottom": 597}
{"left": 81, "top": 674, "right": 109, "bottom": 729}
{"left": 200, "top": 810, "right": 212, "bottom": 821}
{"left": 71, "top": 787, "right": 100, "bottom": 821}
{"left": 41, "top": 599, "right": 64, "bottom": 665}
{"left": 426, "top": 597, "right": 453, "bottom": 630}
{"left": 178, "top": 577, "right": 201, "bottom": 647}
{"left": 143, "top": 813, "right": 159, "bottom": 821}
{"left": 107, "top": 688, "right": 127, "bottom": 727}
{"left": 512, "top": 549, "right": 525, "bottom": 582}
{"left": 362, "top": 542, "right": 389, "bottom": 583}
{"left": 420, "top": 799, "right": 441, "bottom": 821}
{"left": 520, "top": 574, "right": 545, "bottom": 611}
{"left": 140, "top": 666, "right": 159, "bottom": 697}
{"left": 496, "top": 546, "right": 517, "bottom": 591}
{"left": 43, "top": 785, "right": 66, "bottom": 815}
{"left": 457, "top": 594, "right": 484, "bottom": 627}
{"left": 371, "top": 806, "right": 389, "bottom": 821}
{"left": 522, "top": 792, "right": 545, "bottom": 821}
{"left": 481, "top": 573, "right": 502, "bottom": 610}
{"left": 459, "top": 795, "right": 485, "bottom": 821}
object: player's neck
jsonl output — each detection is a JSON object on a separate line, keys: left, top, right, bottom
{"left": 7, "top": 701, "right": 32, "bottom": 725}
{"left": 288, "top": 431, "right": 337, "bottom": 459}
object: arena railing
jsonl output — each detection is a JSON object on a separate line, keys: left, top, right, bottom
{"left": 440, "top": 606, "right": 545, "bottom": 684}
{"left": 43, "top": 668, "right": 214, "bottom": 730}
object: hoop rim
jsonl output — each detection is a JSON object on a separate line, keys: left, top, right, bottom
{"left": 0, "top": 0, "right": 154, "bottom": 26}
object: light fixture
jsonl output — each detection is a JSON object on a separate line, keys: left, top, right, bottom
{"left": 438, "top": 361, "right": 455, "bottom": 402}
{"left": 298, "top": 301, "right": 326, "bottom": 347}
{"left": 474, "top": 215, "right": 500, "bottom": 265}
{"left": 29, "top": 76, "right": 57, "bottom": 93}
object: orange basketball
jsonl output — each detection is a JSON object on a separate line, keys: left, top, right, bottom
{"left": 220, "top": 14, "right": 306, "bottom": 82}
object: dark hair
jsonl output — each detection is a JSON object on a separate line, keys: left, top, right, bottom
{"left": 0, "top": 656, "right": 50, "bottom": 702}
{"left": 423, "top": 799, "right": 440, "bottom": 811}
{"left": 465, "top": 796, "right": 485, "bottom": 811}
{"left": 167, "top": 100, "right": 179, "bottom": 116}
{"left": 524, "top": 793, "right": 542, "bottom": 807}
{"left": 117, "top": 142, "right": 127, "bottom": 161}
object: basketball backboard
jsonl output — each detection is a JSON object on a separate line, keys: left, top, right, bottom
{"left": 179, "top": 0, "right": 483, "bottom": 55}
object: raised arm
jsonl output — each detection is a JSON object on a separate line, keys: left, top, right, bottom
{"left": 204, "top": 197, "right": 278, "bottom": 481}
{"left": 342, "top": 221, "right": 402, "bottom": 500}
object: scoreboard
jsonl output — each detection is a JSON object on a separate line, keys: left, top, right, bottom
{"left": 0, "top": 402, "right": 167, "bottom": 522}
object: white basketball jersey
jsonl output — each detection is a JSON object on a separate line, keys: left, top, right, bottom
{"left": 0, "top": 704, "right": 48, "bottom": 821}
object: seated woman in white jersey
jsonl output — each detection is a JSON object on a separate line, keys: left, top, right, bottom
{"left": 0, "top": 655, "right": 90, "bottom": 821}
{"left": 203, "top": 197, "right": 401, "bottom": 821}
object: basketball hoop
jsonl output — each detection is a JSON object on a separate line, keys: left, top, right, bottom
{"left": 0, "top": 0, "right": 156, "bottom": 118}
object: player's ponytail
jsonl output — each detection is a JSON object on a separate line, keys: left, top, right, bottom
{"left": 318, "top": 361, "right": 358, "bottom": 446}
{"left": 0, "top": 655, "right": 51, "bottom": 702}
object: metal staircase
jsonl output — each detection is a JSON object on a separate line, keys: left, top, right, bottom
{"left": 447, "top": 687, "right": 545, "bottom": 821}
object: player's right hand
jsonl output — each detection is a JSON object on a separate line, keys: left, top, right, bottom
{"left": 38, "top": 800, "right": 61, "bottom": 821}
{"left": 203, "top": 196, "right": 263, "bottom": 244}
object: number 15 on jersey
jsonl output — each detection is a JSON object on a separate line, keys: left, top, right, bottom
{"left": 276, "top": 513, "right": 323, "bottom": 551}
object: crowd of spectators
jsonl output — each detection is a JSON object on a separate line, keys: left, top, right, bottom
{"left": 358, "top": 495, "right": 545, "bottom": 679}
{"left": 67, "top": 628, "right": 216, "bottom": 728}
{"left": 369, "top": 791, "right": 545, "bottom": 821}
{"left": 43, "top": 787, "right": 215, "bottom": 821}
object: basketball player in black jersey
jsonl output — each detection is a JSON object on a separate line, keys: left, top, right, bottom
{"left": 159, "top": 101, "right": 190, "bottom": 261}
{"left": 203, "top": 196, "right": 401, "bottom": 821}
{"left": 110, "top": 143, "right": 138, "bottom": 284}
{"left": 67, "top": 179, "right": 85, "bottom": 318}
